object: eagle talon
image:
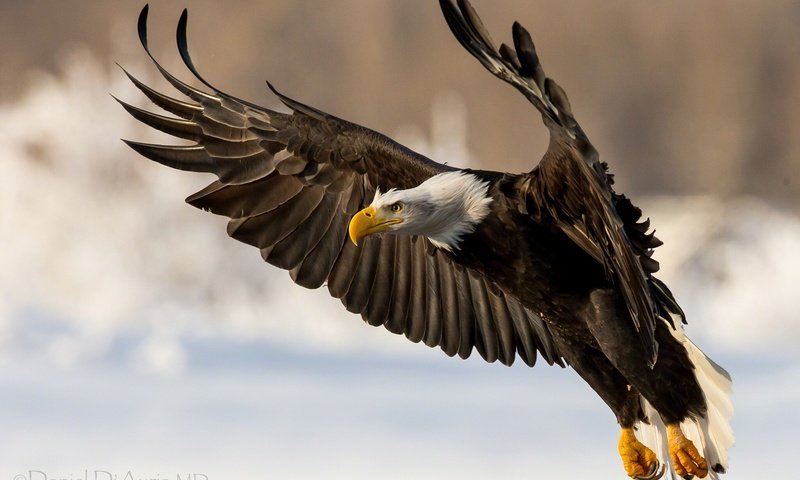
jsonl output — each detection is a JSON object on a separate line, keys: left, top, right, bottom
{"left": 619, "top": 428, "right": 661, "bottom": 479}
{"left": 667, "top": 424, "right": 708, "bottom": 478}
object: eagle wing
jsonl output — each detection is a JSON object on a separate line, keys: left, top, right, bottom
{"left": 440, "top": 0, "right": 684, "bottom": 367}
{"left": 119, "top": 6, "right": 564, "bottom": 368}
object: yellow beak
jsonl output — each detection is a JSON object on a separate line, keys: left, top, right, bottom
{"left": 348, "top": 206, "right": 402, "bottom": 246}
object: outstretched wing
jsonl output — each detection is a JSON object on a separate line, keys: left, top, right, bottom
{"left": 118, "top": 5, "right": 564, "bottom": 368}
{"left": 440, "top": 0, "right": 682, "bottom": 367}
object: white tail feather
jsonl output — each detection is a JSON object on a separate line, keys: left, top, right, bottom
{"left": 636, "top": 322, "right": 734, "bottom": 479}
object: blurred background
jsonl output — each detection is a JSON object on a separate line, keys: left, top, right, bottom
{"left": 0, "top": 1, "right": 798, "bottom": 478}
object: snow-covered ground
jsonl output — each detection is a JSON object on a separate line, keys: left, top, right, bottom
{"left": 0, "top": 52, "right": 796, "bottom": 479}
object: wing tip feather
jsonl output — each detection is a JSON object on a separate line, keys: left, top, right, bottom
{"left": 175, "top": 5, "right": 218, "bottom": 94}
{"left": 137, "top": 4, "right": 153, "bottom": 56}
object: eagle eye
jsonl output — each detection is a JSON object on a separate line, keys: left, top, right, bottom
{"left": 390, "top": 202, "right": 403, "bottom": 213}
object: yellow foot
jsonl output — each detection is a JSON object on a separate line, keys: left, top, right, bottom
{"left": 667, "top": 424, "right": 709, "bottom": 479}
{"left": 619, "top": 427, "right": 664, "bottom": 479}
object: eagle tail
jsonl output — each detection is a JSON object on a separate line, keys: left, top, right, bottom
{"left": 638, "top": 326, "right": 734, "bottom": 479}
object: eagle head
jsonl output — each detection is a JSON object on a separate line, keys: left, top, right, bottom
{"left": 348, "top": 171, "right": 493, "bottom": 251}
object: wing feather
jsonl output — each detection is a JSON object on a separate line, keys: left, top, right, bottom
{"left": 404, "top": 237, "right": 428, "bottom": 344}
{"left": 187, "top": 175, "right": 303, "bottom": 218}
{"left": 363, "top": 235, "right": 396, "bottom": 327}
{"left": 453, "top": 265, "right": 476, "bottom": 360}
{"left": 267, "top": 190, "right": 343, "bottom": 270}
{"left": 422, "top": 251, "right": 443, "bottom": 348}
{"left": 289, "top": 196, "right": 349, "bottom": 289}
{"left": 467, "top": 270, "right": 499, "bottom": 363}
{"left": 342, "top": 235, "right": 380, "bottom": 314}
{"left": 385, "top": 236, "right": 412, "bottom": 335}
{"left": 487, "top": 290, "right": 516, "bottom": 366}
{"left": 123, "top": 141, "right": 215, "bottom": 173}
{"left": 327, "top": 238, "right": 363, "bottom": 300}
{"left": 506, "top": 298, "right": 536, "bottom": 366}
{"left": 227, "top": 185, "right": 325, "bottom": 249}
{"left": 114, "top": 97, "right": 201, "bottom": 140}
{"left": 119, "top": 66, "right": 201, "bottom": 119}
{"left": 437, "top": 254, "right": 461, "bottom": 357}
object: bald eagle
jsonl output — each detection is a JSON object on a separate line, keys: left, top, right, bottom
{"left": 119, "top": 2, "right": 733, "bottom": 479}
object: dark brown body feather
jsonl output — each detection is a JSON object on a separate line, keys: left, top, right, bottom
{"left": 120, "top": 2, "right": 706, "bottom": 430}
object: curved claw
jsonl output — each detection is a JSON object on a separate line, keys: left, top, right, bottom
{"left": 635, "top": 458, "right": 665, "bottom": 480}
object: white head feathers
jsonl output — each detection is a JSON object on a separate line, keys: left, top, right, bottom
{"left": 370, "top": 171, "right": 493, "bottom": 251}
